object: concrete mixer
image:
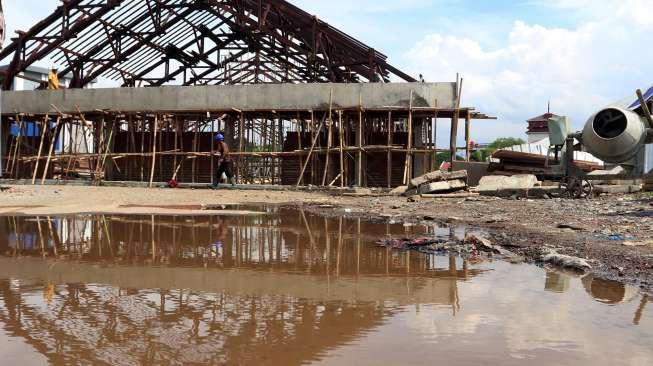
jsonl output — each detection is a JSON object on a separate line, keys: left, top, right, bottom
{"left": 0, "top": 0, "right": 4, "bottom": 48}
{"left": 552, "top": 88, "right": 653, "bottom": 198}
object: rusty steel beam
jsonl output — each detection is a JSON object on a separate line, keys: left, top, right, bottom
{"left": 0, "top": 0, "right": 415, "bottom": 90}
{"left": 1, "top": 0, "right": 124, "bottom": 90}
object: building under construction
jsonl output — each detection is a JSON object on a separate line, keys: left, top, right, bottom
{"left": 0, "top": 0, "right": 491, "bottom": 187}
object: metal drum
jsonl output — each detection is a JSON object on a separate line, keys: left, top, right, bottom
{"left": 582, "top": 107, "right": 647, "bottom": 163}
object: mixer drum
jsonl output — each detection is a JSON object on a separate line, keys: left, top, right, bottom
{"left": 0, "top": 1, "right": 4, "bottom": 48}
{"left": 581, "top": 107, "right": 647, "bottom": 163}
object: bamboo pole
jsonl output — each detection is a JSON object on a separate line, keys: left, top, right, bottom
{"left": 64, "top": 120, "right": 75, "bottom": 177}
{"left": 310, "top": 110, "right": 316, "bottom": 184}
{"left": 173, "top": 117, "right": 179, "bottom": 182}
{"left": 97, "top": 119, "right": 116, "bottom": 179}
{"left": 321, "top": 89, "right": 334, "bottom": 186}
{"left": 296, "top": 113, "right": 325, "bottom": 186}
{"left": 387, "top": 110, "right": 392, "bottom": 188}
{"left": 357, "top": 95, "right": 363, "bottom": 187}
{"left": 465, "top": 109, "right": 471, "bottom": 162}
{"left": 432, "top": 100, "right": 438, "bottom": 171}
{"left": 140, "top": 118, "right": 145, "bottom": 181}
{"left": 149, "top": 115, "right": 158, "bottom": 188}
{"left": 403, "top": 90, "right": 414, "bottom": 184}
{"left": 296, "top": 111, "right": 303, "bottom": 185}
{"left": 210, "top": 114, "right": 215, "bottom": 185}
{"left": 41, "top": 117, "right": 62, "bottom": 184}
{"left": 338, "top": 110, "right": 344, "bottom": 188}
{"left": 31, "top": 114, "right": 50, "bottom": 184}
{"left": 192, "top": 119, "right": 199, "bottom": 183}
{"left": 450, "top": 78, "right": 463, "bottom": 168}
{"left": 239, "top": 112, "right": 244, "bottom": 183}
{"left": 9, "top": 114, "right": 24, "bottom": 177}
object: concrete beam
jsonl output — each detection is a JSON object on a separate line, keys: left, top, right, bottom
{"left": 1, "top": 82, "right": 457, "bottom": 115}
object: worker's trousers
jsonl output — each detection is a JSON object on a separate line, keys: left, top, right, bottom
{"left": 214, "top": 160, "right": 235, "bottom": 185}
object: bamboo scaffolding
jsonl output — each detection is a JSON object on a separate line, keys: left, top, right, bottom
{"left": 3, "top": 96, "right": 489, "bottom": 188}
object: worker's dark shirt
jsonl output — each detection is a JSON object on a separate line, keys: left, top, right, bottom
{"left": 217, "top": 141, "right": 232, "bottom": 162}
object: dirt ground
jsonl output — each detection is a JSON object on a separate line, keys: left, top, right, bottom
{"left": 1, "top": 184, "right": 652, "bottom": 292}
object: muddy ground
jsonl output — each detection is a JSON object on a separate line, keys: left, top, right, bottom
{"left": 1, "top": 184, "right": 652, "bottom": 292}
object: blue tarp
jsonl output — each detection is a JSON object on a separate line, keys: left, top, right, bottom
{"left": 9, "top": 120, "right": 61, "bottom": 150}
{"left": 628, "top": 85, "right": 653, "bottom": 110}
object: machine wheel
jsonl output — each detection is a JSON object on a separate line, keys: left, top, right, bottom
{"left": 571, "top": 179, "right": 593, "bottom": 199}
{"left": 553, "top": 177, "right": 593, "bottom": 199}
{"left": 553, "top": 177, "right": 572, "bottom": 198}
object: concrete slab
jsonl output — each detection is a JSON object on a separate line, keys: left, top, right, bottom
{"left": 477, "top": 174, "right": 540, "bottom": 192}
{"left": 1, "top": 82, "right": 457, "bottom": 115}
{"left": 418, "top": 179, "right": 467, "bottom": 194}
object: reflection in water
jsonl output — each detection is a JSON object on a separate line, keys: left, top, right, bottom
{"left": 0, "top": 210, "right": 651, "bottom": 366}
{"left": 544, "top": 271, "right": 570, "bottom": 293}
{"left": 581, "top": 275, "right": 630, "bottom": 305}
{"left": 0, "top": 209, "right": 467, "bottom": 277}
{"left": 0, "top": 278, "right": 398, "bottom": 365}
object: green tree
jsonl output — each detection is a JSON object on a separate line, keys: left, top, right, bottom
{"left": 436, "top": 152, "right": 464, "bottom": 166}
{"left": 470, "top": 137, "right": 525, "bottom": 162}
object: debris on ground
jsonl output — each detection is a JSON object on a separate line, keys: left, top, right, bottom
{"left": 376, "top": 237, "right": 445, "bottom": 250}
{"left": 464, "top": 233, "right": 523, "bottom": 261}
{"left": 404, "top": 170, "right": 468, "bottom": 196}
{"left": 540, "top": 248, "right": 591, "bottom": 271}
{"left": 556, "top": 223, "right": 585, "bottom": 231}
{"left": 622, "top": 240, "right": 652, "bottom": 247}
{"left": 407, "top": 195, "right": 421, "bottom": 203}
{"left": 594, "top": 233, "right": 635, "bottom": 241}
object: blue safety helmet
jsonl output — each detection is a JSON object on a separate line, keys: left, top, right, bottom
{"left": 215, "top": 133, "right": 225, "bottom": 141}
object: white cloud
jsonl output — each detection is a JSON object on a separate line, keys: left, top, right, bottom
{"left": 404, "top": 0, "right": 653, "bottom": 142}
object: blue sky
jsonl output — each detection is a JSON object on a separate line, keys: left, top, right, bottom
{"left": 5, "top": 0, "right": 653, "bottom": 143}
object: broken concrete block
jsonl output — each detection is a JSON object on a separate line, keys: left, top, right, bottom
{"left": 540, "top": 249, "right": 591, "bottom": 271}
{"left": 409, "top": 170, "right": 468, "bottom": 188}
{"left": 477, "top": 174, "right": 540, "bottom": 192}
{"left": 418, "top": 179, "right": 467, "bottom": 194}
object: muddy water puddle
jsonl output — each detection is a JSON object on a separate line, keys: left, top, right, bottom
{"left": 0, "top": 207, "right": 651, "bottom": 365}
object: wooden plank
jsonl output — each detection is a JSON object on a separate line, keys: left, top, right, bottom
{"left": 31, "top": 114, "right": 50, "bottom": 184}
{"left": 148, "top": 115, "right": 158, "bottom": 188}
{"left": 40, "top": 117, "right": 63, "bottom": 184}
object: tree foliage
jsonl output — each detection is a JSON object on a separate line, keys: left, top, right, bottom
{"left": 436, "top": 152, "right": 465, "bottom": 166}
{"left": 470, "top": 137, "right": 525, "bottom": 162}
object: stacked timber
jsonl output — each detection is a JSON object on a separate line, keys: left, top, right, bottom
{"left": 403, "top": 170, "right": 468, "bottom": 196}
{"left": 490, "top": 150, "right": 603, "bottom": 175}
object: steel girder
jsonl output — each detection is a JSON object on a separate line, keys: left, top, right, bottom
{"left": 0, "top": 0, "right": 415, "bottom": 90}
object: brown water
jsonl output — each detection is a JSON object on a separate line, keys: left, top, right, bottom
{"left": 0, "top": 208, "right": 650, "bottom": 366}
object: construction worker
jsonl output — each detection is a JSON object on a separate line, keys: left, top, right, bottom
{"left": 213, "top": 133, "right": 236, "bottom": 187}
{"left": 47, "top": 67, "right": 60, "bottom": 90}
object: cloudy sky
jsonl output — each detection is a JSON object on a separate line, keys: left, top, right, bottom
{"left": 4, "top": 0, "right": 653, "bottom": 142}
